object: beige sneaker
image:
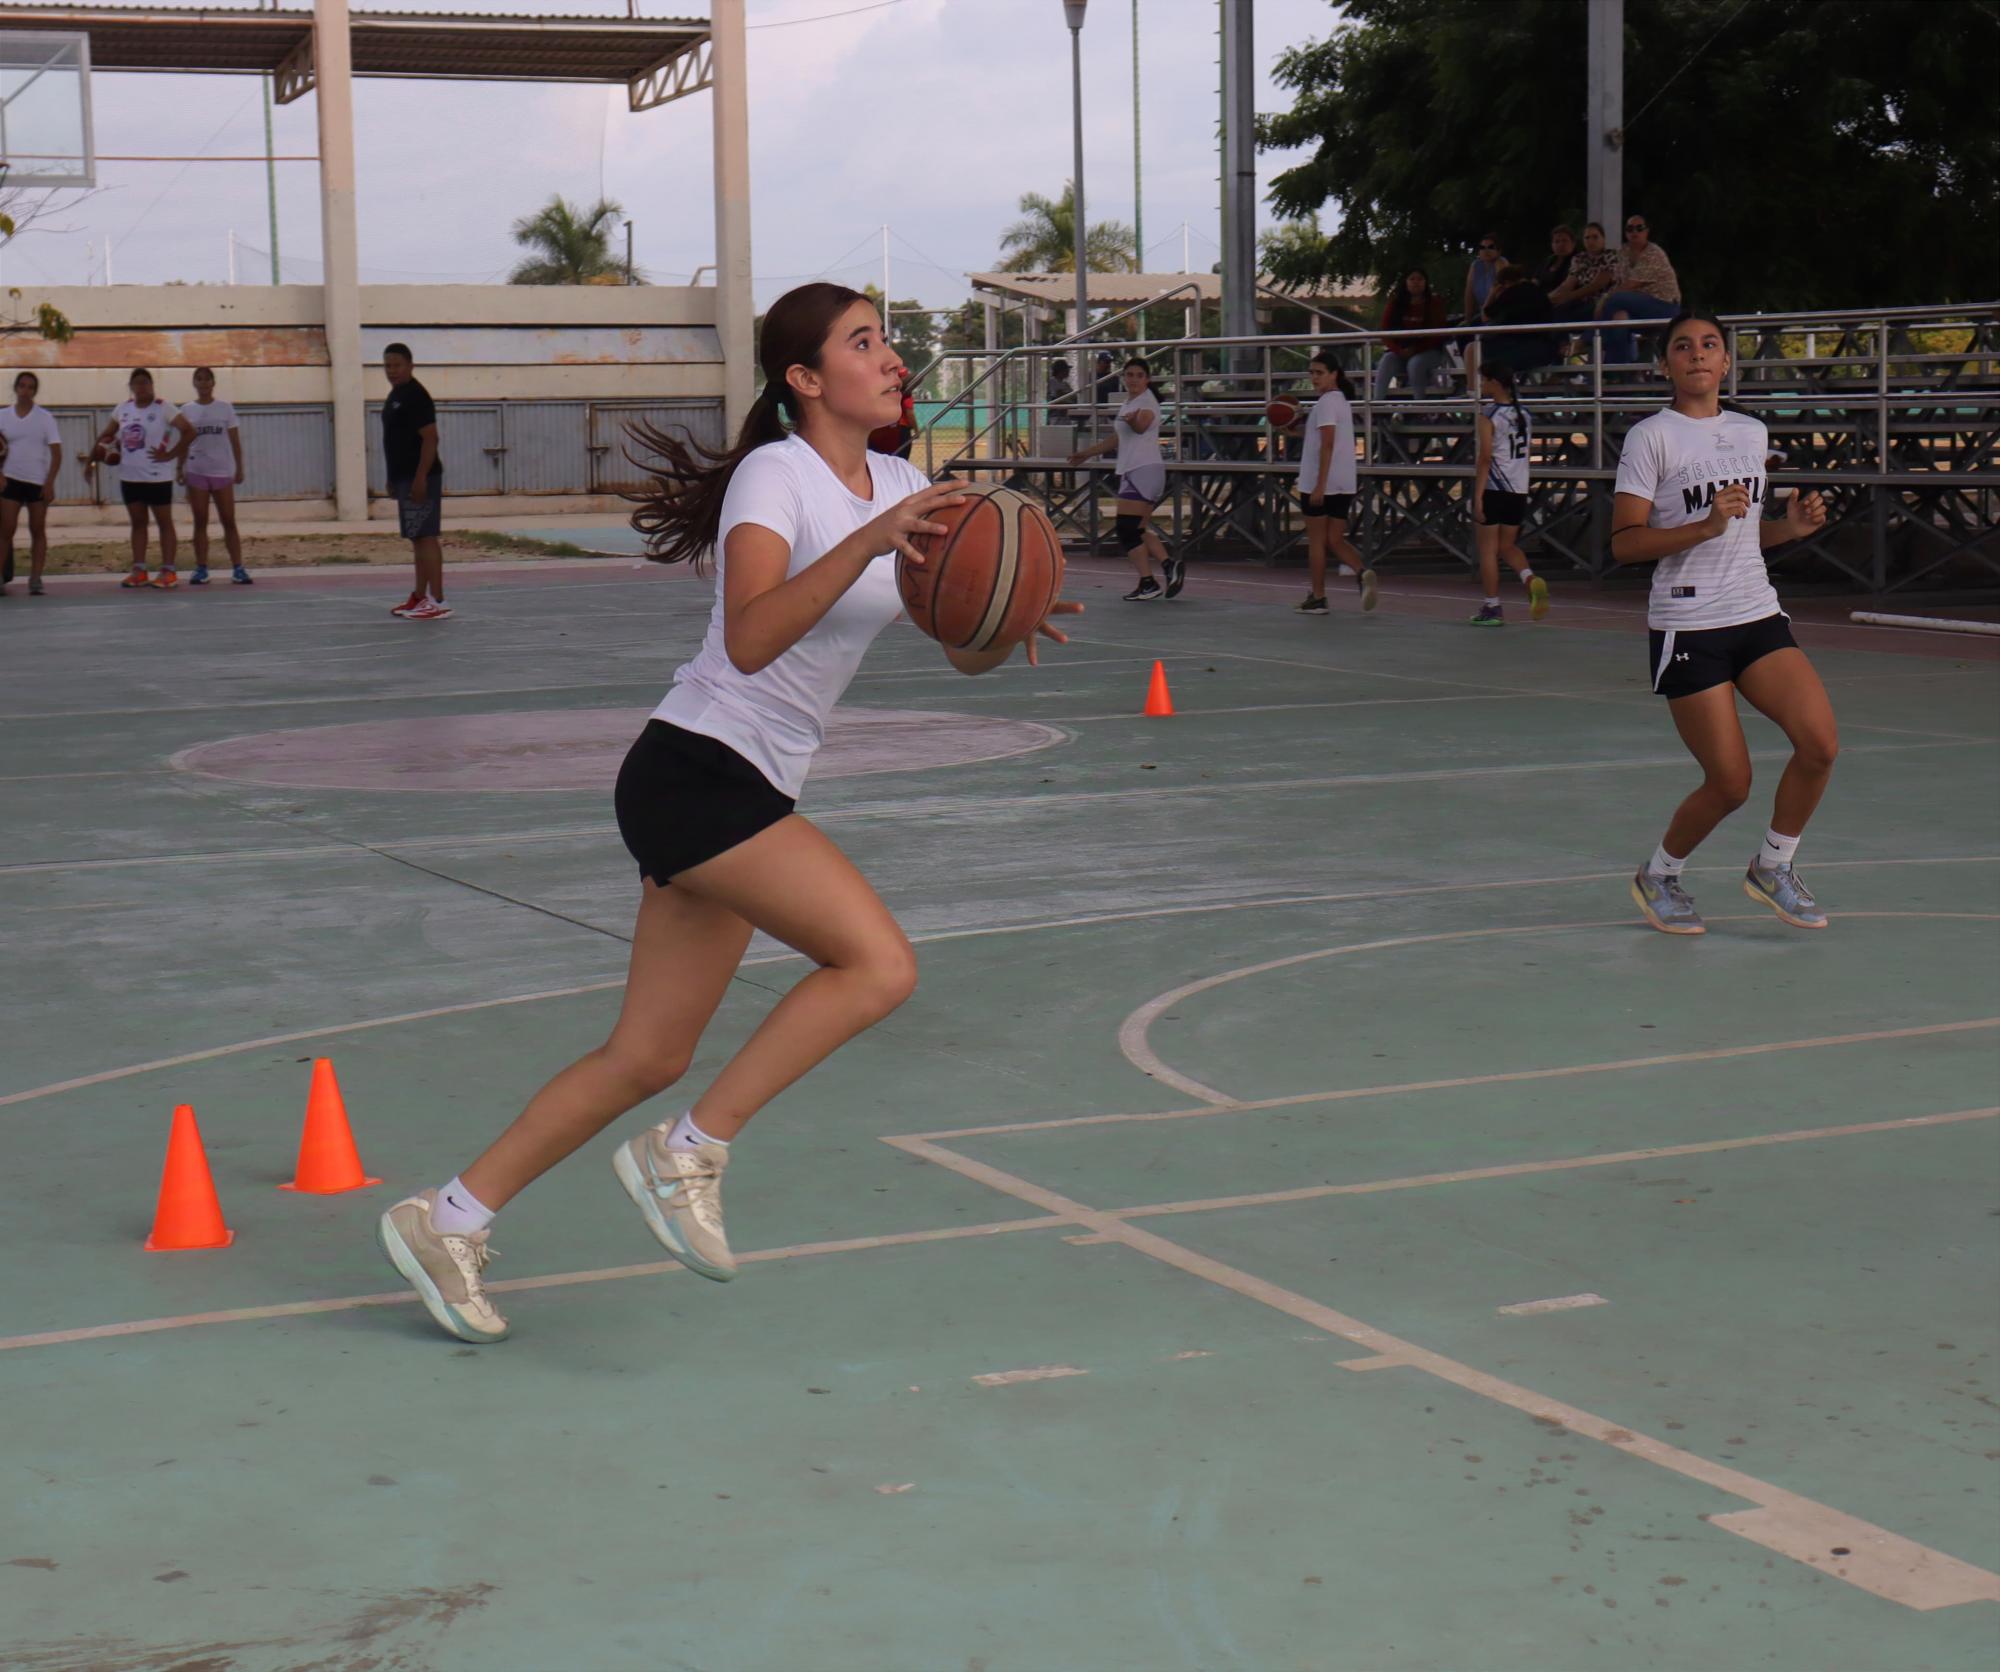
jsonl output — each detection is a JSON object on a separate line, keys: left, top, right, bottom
{"left": 376, "top": 1189, "right": 509, "bottom": 1342}
{"left": 612, "top": 1132, "right": 736, "bottom": 1281}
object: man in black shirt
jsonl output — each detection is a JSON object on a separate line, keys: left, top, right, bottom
{"left": 381, "top": 343, "right": 448, "bottom": 619}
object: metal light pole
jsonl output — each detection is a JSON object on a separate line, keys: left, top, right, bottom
{"left": 1064, "top": 1, "right": 1089, "bottom": 342}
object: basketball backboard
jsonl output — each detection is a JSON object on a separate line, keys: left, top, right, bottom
{"left": 0, "top": 31, "right": 94, "bottom": 189}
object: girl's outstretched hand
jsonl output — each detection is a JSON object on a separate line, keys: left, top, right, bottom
{"left": 1022, "top": 599, "right": 1086, "bottom": 666}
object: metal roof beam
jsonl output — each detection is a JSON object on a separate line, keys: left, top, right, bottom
{"left": 274, "top": 30, "right": 314, "bottom": 105}
{"left": 628, "top": 37, "right": 709, "bottom": 113}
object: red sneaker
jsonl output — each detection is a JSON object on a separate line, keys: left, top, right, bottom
{"left": 120, "top": 569, "right": 152, "bottom": 589}
{"left": 403, "top": 599, "right": 452, "bottom": 620}
{"left": 150, "top": 568, "right": 179, "bottom": 590}
{"left": 391, "top": 589, "right": 425, "bottom": 616}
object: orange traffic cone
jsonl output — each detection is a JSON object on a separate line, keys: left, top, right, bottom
{"left": 281, "top": 1058, "right": 381, "bottom": 1194}
{"left": 1143, "top": 659, "right": 1175, "bottom": 717}
{"left": 145, "top": 1104, "right": 235, "bottom": 1251}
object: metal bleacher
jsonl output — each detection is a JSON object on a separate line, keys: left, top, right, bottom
{"left": 909, "top": 301, "right": 1999, "bottom": 595}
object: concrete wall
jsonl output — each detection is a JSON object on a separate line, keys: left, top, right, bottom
{"left": 14, "top": 283, "right": 724, "bottom": 524}
{"left": 9, "top": 283, "right": 724, "bottom": 407}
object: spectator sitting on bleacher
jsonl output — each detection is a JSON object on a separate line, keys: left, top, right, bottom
{"left": 1373, "top": 267, "right": 1449, "bottom": 399}
{"left": 1480, "top": 264, "right": 1558, "bottom": 378}
{"left": 1092, "top": 350, "right": 1119, "bottom": 404}
{"left": 1462, "top": 232, "right": 1506, "bottom": 327}
{"left": 1533, "top": 226, "right": 1577, "bottom": 298}
{"left": 1548, "top": 220, "right": 1618, "bottom": 329}
{"left": 1597, "top": 214, "right": 1682, "bottom": 361}
{"left": 1045, "top": 358, "right": 1075, "bottom": 421}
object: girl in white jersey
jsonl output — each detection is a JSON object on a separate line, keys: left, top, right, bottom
{"left": 179, "top": 366, "right": 251, "bottom": 586}
{"left": 1289, "top": 349, "right": 1378, "bottom": 615}
{"left": 0, "top": 372, "right": 63, "bottom": 596}
{"left": 86, "top": 368, "right": 194, "bottom": 591}
{"left": 1068, "top": 357, "right": 1185, "bottom": 601}
{"left": 1613, "top": 310, "right": 1834, "bottom": 937}
{"left": 1467, "top": 363, "right": 1549, "bottom": 625}
{"left": 376, "top": 283, "right": 1081, "bottom": 1343}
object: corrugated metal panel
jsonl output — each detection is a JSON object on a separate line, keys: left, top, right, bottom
{"left": 46, "top": 409, "right": 105, "bottom": 504}
{"left": 236, "top": 406, "right": 332, "bottom": 500}
{"left": 589, "top": 399, "right": 723, "bottom": 491}
{"left": 436, "top": 404, "right": 504, "bottom": 495}
{"left": 501, "top": 401, "right": 591, "bottom": 495}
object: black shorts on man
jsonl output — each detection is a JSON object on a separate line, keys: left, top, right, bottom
{"left": 391, "top": 475, "right": 443, "bottom": 542}
{"left": 1648, "top": 611, "right": 1796, "bottom": 700}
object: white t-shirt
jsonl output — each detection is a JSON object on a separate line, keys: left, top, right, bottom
{"left": 1114, "top": 389, "right": 1164, "bottom": 475}
{"left": 1614, "top": 406, "right": 1777, "bottom": 631}
{"left": 182, "top": 397, "right": 239, "bottom": 478}
{"left": 652, "top": 434, "right": 930, "bottom": 798}
{"left": 1482, "top": 399, "right": 1531, "bottom": 494}
{"left": 112, "top": 398, "right": 181, "bottom": 483}
{"left": 0, "top": 404, "right": 61, "bottom": 486}
{"left": 1296, "top": 390, "right": 1356, "bottom": 495}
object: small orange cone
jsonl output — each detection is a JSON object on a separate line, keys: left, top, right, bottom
{"left": 145, "top": 1105, "right": 235, "bottom": 1251}
{"left": 1143, "top": 659, "right": 1175, "bottom": 717}
{"left": 281, "top": 1058, "right": 381, "bottom": 1194}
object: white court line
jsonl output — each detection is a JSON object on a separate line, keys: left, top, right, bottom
{"left": 972, "top": 1364, "right": 1089, "bottom": 1387}
{"left": 1115, "top": 915, "right": 2000, "bottom": 1107}
{"left": 10, "top": 1106, "right": 1984, "bottom": 1358}
{"left": 885, "top": 1132, "right": 2000, "bottom": 1611}
{"left": 1092, "top": 1109, "right": 2000, "bottom": 1220}
{"left": 9, "top": 677, "right": 667, "bottom": 724}
{"left": 1496, "top": 1293, "right": 1609, "bottom": 1316}
{"left": 0, "top": 1213, "right": 1066, "bottom": 1354}
{"left": 5, "top": 873, "right": 1995, "bottom": 1111}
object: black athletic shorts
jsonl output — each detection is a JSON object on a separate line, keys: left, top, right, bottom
{"left": 1477, "top": 490, "right": 1528, "bottom": 527}
{"left": 121, "top": 479, "right": 174, "bottom": 508}
{"left": 1649, "top": 611, "right": 1797, "bottom": 699}
{"left": 2, "top": 477, "right": 44, "bottom": 505}
{"left": 1298, "top": 491, "right": 1354, "bottom": 521}
{"left": 614, "top": 720, "right": 796, "bottom": 886}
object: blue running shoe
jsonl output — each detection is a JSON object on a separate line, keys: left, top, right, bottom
{"left": 189, "top": 566, "right": 210, "bottom": 586}
{"left": 232, "top": 566, "right": 254, "bottom": 585}
{"left": 1631, "top": 867, "right": 1705, "bottom": 935}
{"left": 1743, "top": 862, "right": 1827, "bottom": 929}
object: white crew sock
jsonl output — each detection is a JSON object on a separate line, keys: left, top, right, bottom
{"left": 667, "top": 1111, "right": 729, "bottom": 1154}
{"left": 1757, "top": 828, "right": 1801, "bottom": 871}
{"left": 431, "top": 1175, "right": 495, "bottom": 1235}
{"left": 1517, "top": 567, "right": 1536, "bottom": 584}
{"left": 1648, "top": 843, "right": 1687, "bottom": 879}
{"left": 1484, "top": 595, "right": 1501, "bottom": 608}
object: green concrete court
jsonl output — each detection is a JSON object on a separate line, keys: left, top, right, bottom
{"left": 2, "top": 548, "right": 1997, "bottom": 1672}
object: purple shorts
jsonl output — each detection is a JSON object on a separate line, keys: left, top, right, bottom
{"left": 1116, "top": 465, "right": 1166, "bottom": 505}
{"left": 186, "top": 473, "right": 234, "bottom": 494}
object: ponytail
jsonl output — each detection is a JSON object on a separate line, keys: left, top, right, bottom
{"left": 626, "top": 281, "right": 868, "bottom": 573}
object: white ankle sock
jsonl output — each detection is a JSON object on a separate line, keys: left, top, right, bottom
{"left": 1518, "top": 567, "right": 1536, "bottom": 583}
{"left": 1484, "top": 595, "right": 1501, "bottom": 608}
{"left": 432, "top": 1176, "right": 495, "bottom": 1235}
{"left": 1757, "top": 828, "right": 1801, "bottom": 871}
{"left": 1649, "top": 843, "right": 1687, "bottom": 878}
{"left": 667, "top": 1111, "right": 728, "bottom": 1153}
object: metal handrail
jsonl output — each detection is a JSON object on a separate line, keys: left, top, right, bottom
{"left": 913, "top": 280, "right": 1206, "bottom": 466}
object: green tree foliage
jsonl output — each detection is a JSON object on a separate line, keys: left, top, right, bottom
{"left": 860, "top": 283, "right": 940, "bottom": 365}
{"left": 996, "top": 181, "right": 1136, "bottom": 273}
{"left": 507, "top": 196, "right": 629, "bottom": 285}
{"left": 1257, "top": 0, "right": 1999, "bottom": 310}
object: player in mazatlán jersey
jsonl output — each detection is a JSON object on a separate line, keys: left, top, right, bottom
{"left": 1611, "top": 309, "right": 1833, "bottom": 936}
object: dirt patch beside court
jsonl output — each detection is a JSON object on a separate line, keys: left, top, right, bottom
{"left": 34, "top": 529, "right": 596, "bottom": 574}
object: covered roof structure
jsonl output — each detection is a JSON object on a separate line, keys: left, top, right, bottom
{"left": 0, "top": 4, "right": 711, "bottom": 108}
{"left": 969, "top": 271, "right": 1373, "bottom": 316}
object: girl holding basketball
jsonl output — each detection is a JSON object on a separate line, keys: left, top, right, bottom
{"left": 378, "top": 283, "right": 1080, "bottom": 1343}
{"left": 1467, "top": 363, "right": 1548, "bottom": 625}
{"left": 1616, "top": 309, "right": 1834, "bottom": 936}
{"left": 1068, "top": 357, "right": 1184, "bottom": 601}
{"left": 1292, "top": 349, "right": 1375, "bottom": 615}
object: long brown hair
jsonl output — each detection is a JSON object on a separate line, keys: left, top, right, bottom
{"left": 629, "top": 281, "right": 868, "bottom": 571}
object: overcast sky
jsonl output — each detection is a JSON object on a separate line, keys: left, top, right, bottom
{"left": 0, "top": 0, "right": 1341, "bottom": 306}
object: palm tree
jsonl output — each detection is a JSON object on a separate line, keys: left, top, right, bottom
{"left": 996, "top": 182, "right": 1134, "bottom": 274}
{"left": 508, "top": 195, "right": 629, "bottom": 285}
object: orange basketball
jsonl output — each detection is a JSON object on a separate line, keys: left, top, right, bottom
{"left": 1266, "top": 398, "right": 1300, "bottom": 428}
{"left": 896, "top": 484, "right": 1065, "bottom": 653}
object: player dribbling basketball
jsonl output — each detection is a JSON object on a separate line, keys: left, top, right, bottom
{"left": 377, "top": 283, "right": 1080, "bottom": 1343}
{"left": 1615, "top": 309, "right": 1835, "bottom": 936}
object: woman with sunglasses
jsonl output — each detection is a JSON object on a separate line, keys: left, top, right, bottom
{"left": 1597, "top": 216, "right": 1682, "bottom": 362}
